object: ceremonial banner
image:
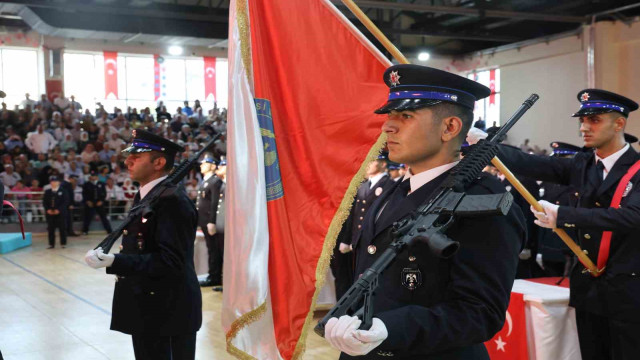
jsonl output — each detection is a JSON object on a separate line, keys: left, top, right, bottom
{"left": 153, "top": 54, "right": 163, "bottom": 101}
{"left": 204, "top": 56, "right": 217, "bottom": 101}
{"left": 489, "top": 69, "right": 496, "bottom": 105}
{"left": 104, "top": 51, "right": 118, "bottom": 99}
{"left": 485, "top": 292, "right": 528, "bottom": 360}
{"left": 223, "top": 0, "right": 391, "bottom": 358}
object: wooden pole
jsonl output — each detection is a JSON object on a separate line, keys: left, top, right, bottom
{"left": 342, "top": 0, "right": 600, "bottom": 275}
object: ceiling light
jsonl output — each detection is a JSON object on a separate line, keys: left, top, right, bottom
{"left": 168, "top": 45, "right": 183, "bottom": 56}
{"left": 418, "top": 52, "right": 430, "bottom": 62}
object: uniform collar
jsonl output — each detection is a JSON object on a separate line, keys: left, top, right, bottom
{"left": 404, "top": 161, "right": 459, "bottom": 194}
{"left": 369, "top": 173, "right": 386, "bottom": 188}
{"left": 140, "top": 175, "right": 168, "bottom": 200}
{"left": 595, "top": 143, "right": 629, "bottom": 174}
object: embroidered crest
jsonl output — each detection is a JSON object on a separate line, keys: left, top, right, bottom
{"left": 375, "top": 187, "right": 383, "bottom": 196}
{"left": 401, "top": 267, "right": 422, "bottom": 290}
{"left": 389, "top": 71, "right": 401, "bottom": 87}
{"left": 580, "top": 92, "right": 590, "bottom": 102}
{"left": 623, "top": 182, "right": 633, "bottom": 197}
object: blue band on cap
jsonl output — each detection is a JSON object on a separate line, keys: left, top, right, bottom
{"left": 388, "top": 90, "right": 461, "bottom": 103}
{"left": 553, "top": 150, "right": 578, "bottom": 155}
{"left": 580, "top": 101, "right": 626, "bottom": 113}
{"left": 132, "top": 140, "right": 164, "bottom": 151}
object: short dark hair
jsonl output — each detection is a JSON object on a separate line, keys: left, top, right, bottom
{"left": 149, "top": 151, "right": 175, "bottom": 172}
{"left": 429, "top": 102, "right": 474, "bottom": 144}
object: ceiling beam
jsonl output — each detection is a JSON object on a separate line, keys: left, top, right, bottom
{"left": 339, "top": 0, "right": 586, "bottom": 23}
{"left": 382, "top": 27, "right": 520, "bottom": 43}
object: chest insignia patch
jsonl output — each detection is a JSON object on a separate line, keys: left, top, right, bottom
{"left": 401, "top": 267, "right": 422, "bottom": 290}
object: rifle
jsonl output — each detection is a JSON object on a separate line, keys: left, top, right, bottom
{"left": 94, "top": 133, "right": 222, "bottom": 253}
{"left": 315, "top": 94, "right": 539, "bottom": 337}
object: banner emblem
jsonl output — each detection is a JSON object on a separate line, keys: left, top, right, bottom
{"left": 255, "top": 98, "right": 284, "bottom": 201}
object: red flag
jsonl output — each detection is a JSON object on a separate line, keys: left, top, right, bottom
{"left": 104, "top": 51, "right": 118, "bottom": 99}
{"left": 489, "top": 69, "right": 496, "bottom": 105}
{"left": 153, "top": 54, "right": 161, "bottom": 101}
{"left": 223, "top": 0, "right": 391, "bottom": 358}
{"left": 485, "top": 292, "right": 528, "bottom": 360}
{"left": 45, "top": 79, "right": 62, "bottom": 102}
{"left": 203, "top": 56, "right": 216, "bottom": 101}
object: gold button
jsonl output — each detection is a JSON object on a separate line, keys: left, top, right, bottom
{"left": 358, "top": 225, "right": 361, "bottom": 229}
{"left": 583, "top": 249, "right": 589, "bottom": 255}
{"left": 361, "top": 208, "right": 365, "bottom": 212}
{"left": 123, "top": 230, "right": 128, "bottom": 235}
{"left": 362, "top": 200, "right": 366, "bottom": 204}
{"left": 150, "top": 292, "right": 155, "bottom": 295}
{"left": 584, "top": 234, "right": 591, "bottom": 239}
{"left": 138, "top": 232, "right": 142, "bottom": 236}
{"left": 357, "top": 200, "right": 360, "bottom": 203}
{"left": 574, "top": 192, "right": 579, "bottom": 197}
{"left": 556, "top": 201, "right": 560, "bottom": 205}
{"left": 409, "top": 256, "right": 416, "bottom": 262}
{"left": 595, "top": 202, "right": 601, "bottom": 207}
{"left": 367, "top": 245, "right": 376, "bottom": 254}
{"left": 119, "top": 245, "right": 123, "bottom": 250}
{"left": 359, "top": 217, "right": 364, "bottom": 220}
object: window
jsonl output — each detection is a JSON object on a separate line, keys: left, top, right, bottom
{"left": 1, "top": 48, "right": 40, "bottom": 109}
{"left": 467, "top": 69, "right": 500, "bottom": 128}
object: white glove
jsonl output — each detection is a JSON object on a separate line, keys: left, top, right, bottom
{"left": 519, "top": 248, "right": 531, "bottom": 260}
{"left": 536, "top": 253, "right": 545, "bottom": 270}
{"left": 85, "top": 247, "right": 115, "bottom": 269}
{"left": 466, "top": 127, "right": 488, "bottom": 145}
{"left": 339, "top": 243, "right": 352, "bottom": 254}
{"left": 207, "top": 223, "right": 217, "bottom": 236}
{"left": 325, "top": 315, "right": 388, "bottom": 356}
{"left": 531, "top": 200, "right": 559, "bottom": 229}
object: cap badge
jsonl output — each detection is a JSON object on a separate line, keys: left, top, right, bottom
{"left": 389, "top": 71, "right": 401, "bottom": 87}
{"left": 450, "top": 95, "right": 458, "bottom": 102}
{"left": 132, "top": 129, "right": 137, "bottom": 137}
{"left": 581, "top": 92, "right": 590, "bottom": 102}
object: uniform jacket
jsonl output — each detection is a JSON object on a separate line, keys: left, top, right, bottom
{"left": 196, "top": 174, "right": 222, "bottom": 227}
{"left": 43, "top": 187, "right": 69, "bottom": 214}
{"left": 343, "top": 173, "right": 395, "bottom": 246}
{"left": 496, "top": 145, "right": 640, "bottom": 321}
{"left": 215, "top": 181, "right": 226, "bottom": 233}
{"left": 342, "top": 172, "right": 526, "bottom": 359}
{"left": 82, "top": 181, "right": 107, "bottom": 204}
{"left": 106, "top": 183, "right": 202, "bottom": 336}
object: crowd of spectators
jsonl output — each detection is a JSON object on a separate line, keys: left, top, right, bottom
{"left": 0, "top": 93, "right": 227, "bottom": 223}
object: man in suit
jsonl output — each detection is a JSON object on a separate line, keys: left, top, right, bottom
{"left": 324, "top": 65, "right": 526, "bottom": 359}
{"left": 468, "top": 89, "right": 640, "bottom": 360}
{"left": 84, "top": 129, "right": 202, "bottom": 360}
{"left": 82, "top": 170, "right": 113, "bottom": 234}
{"left": 196, "top": 155, "right": 223, "bottom": 287}
{"left": 43, "top": 175, "right": 69, "bottom": 248}
{"left": 212, "top": 159, "right": 227, "bottom": 292}
{"left": 331, "top": 156, "right": 395, "bottom": 300}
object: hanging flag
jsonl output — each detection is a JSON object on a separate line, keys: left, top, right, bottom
{"left": 204, "top": 56, "right": 217, "bottom": 102}
{"left": 485, "top": 292, "right": 528, "bottom": 360}
{"left": 489, "top": 69, "right": 496, "bottom": 105}
{"left": 104, "top": 51, "right": 118, "bottom": 99}
{"left": 153, "top": 55, "right": 162, "bottom": 101}
{"left": 223, "top": 0, "right": 391, "bottom": 358}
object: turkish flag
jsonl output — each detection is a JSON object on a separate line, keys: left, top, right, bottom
{"left": 104, "top": 51, "right": 118, "bottom": 99}
{"left": 489, "top": 69, "right": 496, "bottom": 105}
{"left": 485, "top": 291, "right": 528, "bottom": 360}
{"left": 203, "top": 56, "right": 216, "bottom": 101}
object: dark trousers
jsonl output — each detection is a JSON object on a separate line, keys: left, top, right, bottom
{"left": 46, "top": 213, "right": 67, "bottom": 246}
{"left": 82, "top": 205, "right": 113, "bottom": 233}
{"left": 330, "top": 243, "right": 354, "bottom": 300}
{"left": 206, "top": 232, "right": 224, "bottom": 284}
{"left": 576, "top": 309, "right": 640, "bottom": 360}
{"left": 65, "top": 206, "right": 74, "bottom": 233}
{"left": 131, "top": 333, "right": 196, "bottom": 360}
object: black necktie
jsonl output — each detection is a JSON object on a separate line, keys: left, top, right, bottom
{"left": 133, "top": 192, "right": 141, "bottom": 206}
{"left": 590, "top": 160, "right": 605, "bottom": 188}
{"left": 376, "top": 179, "right": 411, "bottom": 224}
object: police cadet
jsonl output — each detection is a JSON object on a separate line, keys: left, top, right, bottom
{"left": 535, "top": 142, "right": 581, "bottom": 276}
{"left": 196, "top": 155, "right": 224, "bottom": 288}
{"left": 82, "top": 170, "right": 113, "bottom": 234}
{"left": 332, "top": 156, "right": 395, "bottom": 300}
{"left": 213, "top": 159, "right": 226, "bottom": 292}
{"left": 84, "top": 129, "right": 202, "bottom": 360}
{"left": 387, "top": 162, "right": 403, "bottom": 181}
{"left": 468, "top": 89, "right": 640, "bottom": 360}
{"left": 43, "top": 175, "right": 69, "bottom": 249}
{"left": 324, "top": 65, "right": 526, "bottom": 359}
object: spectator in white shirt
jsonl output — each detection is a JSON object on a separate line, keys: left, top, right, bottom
{"left": 51, "top": 154, "right": 70, "bottom": 174}
{"left": 119, "top": 122, "right": 133, "bottom": 142}
{"left": 80, "top": 144, "right": 97, "bottom": 164}
{"left": 107, "top": 133, "right": 126, "bottom": 152}
{"left": 0, "top": 164, "right": 21, "bottom": 187}
{"left": 105, "top": 177, "right": 126, "bottom": 219}
{"left": 21, "top": 93, "right": 36, "bottom": 110}
{"left": 53, "top": 121, "right": 71, "bottom": 142}
{"left": 25, "top": 125, "right": 58, "bottom": 155}
{"left": 53, "top": 94, "right": 70, "bottom": 111}
{"left": 69, "top": 95, "right": 82, "bottom": 111}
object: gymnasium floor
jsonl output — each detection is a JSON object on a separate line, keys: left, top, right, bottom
{"left": 0, "top": 233, "right": 339, "bottom": 359}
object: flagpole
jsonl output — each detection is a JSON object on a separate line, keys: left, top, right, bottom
{"left": 341, "top": 0, "right": 600, "bottom": 275}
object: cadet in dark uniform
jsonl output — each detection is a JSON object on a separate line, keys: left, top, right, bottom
{"left": 325, "top": 65, "right": 526, "bottom": 359}
{"left": 535, "top": 142, "right": 581, "bottom": 277}
{"left": 212, "top": 159, "right": 226, "bottom": 292}
{"left": 196, "top": 156, "right": 223, "bottom": 287}
{"left": 84, "top": 129, "right": 202, "bottom": 360}
{"left": 331, "top": 156, "right": 394, "bottom": 300}
{"left": 82, "top": 170, "right": 113, "bottom": 234}
{"left": 468, "top": 89, "right": 640, "bottom": 360}
{"left": 387, "top": 162, "right": 402, "bottom": 181}
{"left": 43, "top": 175, "right": 69, "bottom": 248}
